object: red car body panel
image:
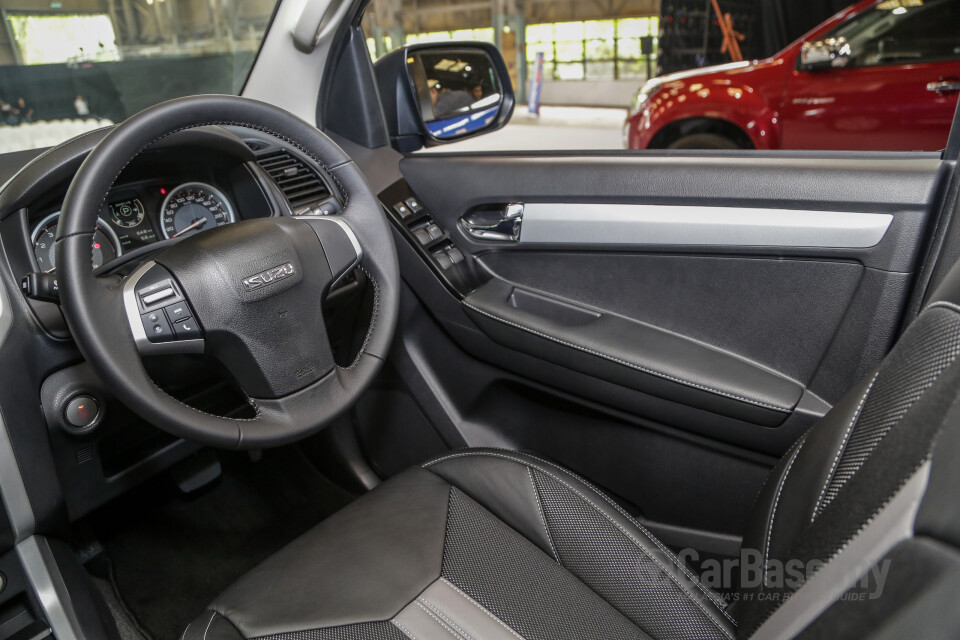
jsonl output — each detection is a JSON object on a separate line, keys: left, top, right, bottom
{"left": 626, "top": 0, "right": 960, "bottom": 151}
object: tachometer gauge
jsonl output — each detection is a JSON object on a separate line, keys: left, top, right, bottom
{"left": 160, "top": 182, "right": 235, "bottom": 240}
{"left": 109, "top": 197, "right": 146, "bottom": 228}
{"left": 31, "top": 212, "right": 121, "bottom": 273}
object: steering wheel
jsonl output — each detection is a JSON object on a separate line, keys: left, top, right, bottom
{"left": 55, "top": 95, "right": 400, "bottom": 449}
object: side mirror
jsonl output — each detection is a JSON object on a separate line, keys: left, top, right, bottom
{"left": 798, "top": 37, "right": 851, "bottom": 71}
{"left": 374, "top": 41, "right": 515, "bottom": 152}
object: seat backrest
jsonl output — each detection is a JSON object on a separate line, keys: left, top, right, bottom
{"left": 736, "top": 258, "right": 960, "bottom": 636}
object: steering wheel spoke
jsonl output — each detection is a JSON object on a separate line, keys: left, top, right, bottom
{"left": 298, "top": 215, "right": 362, "bottom": 286}
{"left": 123, "top": 260, "right": 205, "bottom": 356}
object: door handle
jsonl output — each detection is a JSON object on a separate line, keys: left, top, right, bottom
{"left": 460, "top": 203, "right": 524, "bottom": 242}
{"left": 927, "top": 79, "right": 960, "bottom": 94}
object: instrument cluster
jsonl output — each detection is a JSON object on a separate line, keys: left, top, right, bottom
{"left": 30, "top": 180, "right": 236, "bottom": 272}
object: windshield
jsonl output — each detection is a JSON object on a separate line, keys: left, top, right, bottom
{"left": 0, "top": 0, "right": 275, "bottom": 153}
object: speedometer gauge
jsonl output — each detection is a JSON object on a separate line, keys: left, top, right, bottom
{"left": 31, "top": 212, "right": 120, "bottom": 273}
{"left": 160, "top": 182, "right": 235, "bottom": 239}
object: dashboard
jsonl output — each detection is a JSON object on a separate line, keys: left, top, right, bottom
{"left": 10, "top": 126, "right": 339, "bottom": 341}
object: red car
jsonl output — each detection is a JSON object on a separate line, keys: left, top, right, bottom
{"left": 625, "top": 0, "right": 960, "bottom": 151}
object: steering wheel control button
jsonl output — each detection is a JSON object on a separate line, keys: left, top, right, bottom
{"left": 172, "top": 318, "right": 200, "bottom": 339}
{"left": 141, "top": 311, "right": 175, "bottom": 342}
{"left": 311, "top": 200, "right": 340, "bottom": 216}
{"left": 163, "top": 302, "right": 191, "bottom": 323}
{"left": 140, "top": 285, "right": 176, "bottom": 306}
{"left": 65, "top": 395, "right": 100, "bottom": 429}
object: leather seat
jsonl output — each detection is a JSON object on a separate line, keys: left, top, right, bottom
{"left": 183, "top": 263, "right": 960, "bottom": 640}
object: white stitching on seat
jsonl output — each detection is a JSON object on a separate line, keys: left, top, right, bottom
{"left": 927, "top": 300, "right": 960, "bottom": 314}
{"left": 810, "top": 373, "right": 877, "bottom": 523}
{"left": 427, "top": 452, "right": 735, "bottom": 638}
{"left": 438, "top": 578, "right": 527, "bottom": 640}
{"left": 201, "top": 611, "right": 217, "bottom": 640}
{"left": 414, "top": 601, "right": 471, "bottom": 640}
{"left": 527, "top": 465, "right": 560, "bottom": 562}
{"left": 462, "top": 301, "right": 790, "bottom": 413}
{"left": 418, "top": 599, "right": 477, "bottom": 640}
{"left": 763, "top": 433, "right": 808, "bottom": 570}
{"left": 426, "top": 448, "right": 734, "bottom": 619}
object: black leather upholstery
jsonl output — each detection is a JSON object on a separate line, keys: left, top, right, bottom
{"left": 184, "top": 450, "right": 735, "bottom": 640}
{"left": 184, "top": 262, "right": 960, "bottom": 640}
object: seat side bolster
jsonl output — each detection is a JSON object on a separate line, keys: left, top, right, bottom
{"left": 425, "top": 451, "right": 559, "bottom": 559}
{"left": 740, "top": 370, "right": 880, "bottom": 585}
{"left": 424, "top": 448, "right": 735, "bottom": 636}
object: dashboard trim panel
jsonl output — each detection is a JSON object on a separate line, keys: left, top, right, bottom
{"left": 0, "top": 271, "right": 34, "bottom": 542}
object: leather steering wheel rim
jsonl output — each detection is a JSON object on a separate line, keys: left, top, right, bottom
{"left": 56, "top": 95, "right": 400, "bottom": 449}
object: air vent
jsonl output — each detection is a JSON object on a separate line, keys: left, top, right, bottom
{"left": 256, "top": 149, "right": 330, "bottom": 210}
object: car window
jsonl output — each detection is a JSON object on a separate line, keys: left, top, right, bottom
{"left": 362, "top": 0, "right": 960, "bottom": 153}
{"left": 0, "top": 0, "right": 276, "bottom": 153}
{"left": 827, "top": 0, "right": 960, "bottom": 67}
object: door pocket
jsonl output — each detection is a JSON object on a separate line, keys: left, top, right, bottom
{"left": 464, "top": 279, "right": 802, "bottom": 427}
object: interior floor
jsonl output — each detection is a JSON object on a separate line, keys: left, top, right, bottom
{"left": 84, "top": 446, "right": 356, "bottom": 640}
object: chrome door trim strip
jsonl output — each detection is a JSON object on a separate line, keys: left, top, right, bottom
{"left": 519, "top": 203, "right": 893, "bottom": 248}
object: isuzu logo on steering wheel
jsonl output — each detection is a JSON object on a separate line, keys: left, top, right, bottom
{"left": 242, "top": 263, "right": 296, "bottom": 291}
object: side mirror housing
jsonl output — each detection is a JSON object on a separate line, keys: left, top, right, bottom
{"left": 373, "top": 41, "right": 515, "bottom": 152}
{"left": 797, "top": 37, "right": 852, "bottom": 71}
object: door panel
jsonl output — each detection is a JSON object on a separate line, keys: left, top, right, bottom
{"left": 366, "top": 151, "right": 945, "bottom": 545}
{"left": 782, "top": 61, "right": 960, "bottom": 151}
{"left": 477, "top": 253, "right": 863, "bottom": 389}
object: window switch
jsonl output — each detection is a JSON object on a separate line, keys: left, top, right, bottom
{"left": 405, "top": 197, "right": 424, "bottom": 213}
{"left": 447, "top": 247, "right": 465, "bottom": 264}
{"left": 413, "top": 228, "right": 432, "bottom": 245}
{"left": 426, "top": 224, "right": 443, "bottom": 240}
{"left": 393, "top": 202, "right": 412, "bottom": 219}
